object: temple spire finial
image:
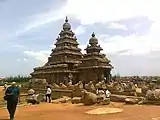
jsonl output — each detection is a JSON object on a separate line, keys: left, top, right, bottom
{"left": 65, "top": 16, "right": 68, "bottom": 22}
{"left": 92, "top": 32, "right": 95, "bottom": 37}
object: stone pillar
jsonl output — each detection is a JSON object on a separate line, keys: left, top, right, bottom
{"left": 108, "top": 73, "right": 112, "bottom": 83}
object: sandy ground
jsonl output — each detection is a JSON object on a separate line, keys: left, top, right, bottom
{"left": 0, "top": 86, "right": 4, "bottom": 106}
{"left": 0, "top": 102, "right": 160, "bottom": 120}
{"left": 1, "top": 86, "right": 160, "bottom": 120}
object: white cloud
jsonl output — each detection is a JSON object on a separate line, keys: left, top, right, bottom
{"left": 24, "top": 45, "right": 87, "bottom": 63}
{"left": 16, "top": 0, "right": 160, "bottom": 32}
{"left": 16, "top": 0, "right": 160, "bottom": 56}
{"left": 73, "top": 26, "right": 85, "bottom": 35}
{"left": 97, "top": 24, "right": 160, "bottom": 56}
{"left": 24, "top": 50, "right": 50, "bottom": 62}
{"left": 64, "top": 0, "right": 160, "bottom": 24}
{"left": 79, "top": 44, "right": 86, "bottom": 54}
{"left": 15, "top": 58, "right": 28, "bottom": 62}
{"left": 107, "top": 22, "right": 127, "bottom": 30}
{"left": 15, "top": 9, "right": 65, "bottom": 36}
{"left": 63, "top": 0, "right": 160, "bottom": 55}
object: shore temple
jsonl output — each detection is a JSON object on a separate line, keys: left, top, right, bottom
{"left": 30, "top": 17, "right": 113, "bottom": 84}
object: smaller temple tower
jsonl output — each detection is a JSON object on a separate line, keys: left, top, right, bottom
{"left": 78, "top": 32, "right": 113, "bottom": 84}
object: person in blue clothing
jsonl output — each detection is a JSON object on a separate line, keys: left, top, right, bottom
{"left": 5, "top": 82, "right": 20, "bottom": 120}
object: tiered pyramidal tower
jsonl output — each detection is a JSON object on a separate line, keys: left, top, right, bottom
{"left": 31, "top": 17, "right": 82, "bottom": 84}
{"left": 78, "top": 33, "right": 113, "bottom": 84}
{"left": 31, "top": 17, "right": 113, "bottom": 84}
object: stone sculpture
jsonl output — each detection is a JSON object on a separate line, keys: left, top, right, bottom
{"left": 81, "top": 89, "right": 98, "bottom": 105}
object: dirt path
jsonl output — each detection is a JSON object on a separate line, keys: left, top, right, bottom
{"left": 0, "top": 102, "right": 160, "bottom": 120}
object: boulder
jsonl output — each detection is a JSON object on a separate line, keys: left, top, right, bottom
{"left": 95, "top": 82, "right": 101, "bottom": 89}
{"left": 85, "top": 81, "right": 96, "bottom": 93}
{"left": 101, "top": 98, "right": 110, "bottom": 105}
{"left": 110, "top": 95, "right": 126, "bottom": 102}
{"left": 71, "top": 97, "right": 82, "bottom": 104}
{"left": 52, "top": 96, "right": 71, "bottom": 103}
{"left": 71, "top": 88, "right": 83, "bottom": 98}
{"left": 67, "top": 83, "right": 74, "bottom": 89}
{"left": 141, "top": 85, "right": 148, "bottom": 94}
{"left": 52, "top": 83, "right": 60, "bottom": 89}
{"left": 146, "top": 90, "right": 156, "bottom": 100}
{"left": 142, "top": 99, "right": 160, "bottom": 105}
{"left": 154, "top": 90, "right": 160, "bottom": 100}
{"left": 125, "top": 98, "right": 139, "bottom": 104}
{"left": 59, "top": 83, "right": 68, "bottom": 89}
{"left": 28, "top": 89, "right": 35, "bottom": 95}
{"left": 74, "top": 81, "right": 83, "bottom": 89}
{"left": 81, "top": 90, "right": 98, "bottom": 105}
{"left": 97, "top": 94, "right": 110, "bottom": 105}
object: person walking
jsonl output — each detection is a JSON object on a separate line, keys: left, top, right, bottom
{"left": 4, "top": 82, "right": 20, "bottom": 120}
{"left": 45, "top": 85, "right": 52, "bottom": 103}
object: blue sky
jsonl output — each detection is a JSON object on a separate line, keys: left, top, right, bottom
{"left": 0, "top": 0, "right": 160, "bottom": 77}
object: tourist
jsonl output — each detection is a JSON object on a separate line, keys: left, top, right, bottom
{"left": 45, "top": 85, "right": 52, "bottom": 103}
{"left": 4, "top": 82, "right": 20, "bottom": 120}
{"left": 27, "top": 89, "right": 40, "bottom": 104}
{"left": 96, "top": 88, "right": 105, "bottom": 95}
{"left": 105, "top": 89, "right": 111, "bottom": 98}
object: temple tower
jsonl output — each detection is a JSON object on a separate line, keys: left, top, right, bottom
{"left": 31, "top": 17, "right": 82, "bottom": 84}
{"left": 78, "top": 32, "right": 113, "bottom": 84}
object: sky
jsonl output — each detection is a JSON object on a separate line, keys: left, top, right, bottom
{"left": 0, "top": 0, "right": 160, "bottom": 77}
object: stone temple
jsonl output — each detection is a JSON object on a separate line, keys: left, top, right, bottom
{"left": 30, "top": 17, "right": 113, "bottom": 84}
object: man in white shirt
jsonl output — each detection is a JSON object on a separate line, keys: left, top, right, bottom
{"left": 105, "top": 89, "right": 111, "bottom": 98}
{"left": 45, "top": 85, "right": 52, "bottom": 103}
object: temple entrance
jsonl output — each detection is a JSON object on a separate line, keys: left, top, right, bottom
{"left": 104, "top": 69, "right": 111, "bottom": 84}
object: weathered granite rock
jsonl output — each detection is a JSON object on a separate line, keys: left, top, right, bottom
{"left": 141, "top": 85, "right": 148, "bottom": 95}
{"left": 110, "top": 95, "right": 126, "bottom": 102}
{"left": 52, "top": 96, "right": 71, "bottom": 103}
{"left": 142, "top": 99, "right": 160, "bottom": 105}
{"left": 52, "top": 83, "right": 60, "bottom": 89}
{"left": 95, "top": 82, "right": 101, "bottom": 89}
{"left": 28, "top": 89, "right": 35, "bottom": 95}
{"left": 146, "top": 89, "right": 160, "bottom": 101}
{"left": 95, "top": 81, "right": 107, "bottom": 90}
{"left": 125, "top": 98, "right": 139, "bottom": 104}
{"left": 71, "top": 88, "right": 83, "bottom": 98}
{"left": 146, "top": 90, "right": 156, "bottom": 100}
{"left": 67, "top": 82, "right": 74, "bottom": 89}
{"left": 71, "top": 97, "right": 82, "bottom": 104}
{"left": 101, "top": 80, "right": 107, "bottom": 90}
{"left": 154, "top": 90, "right": 160, "bottom": 100}
{"left": 108, "top": 82, "right": 123, "bottom": 92}
{"left": 84, "top": 81, "right": 96, "bottom": 93}
{"left": 101, "top": 98, "right": 110, "bottom": 105}
{"left": 81, "top": 90, "right": 97, "bottom": 105}
{"left": 30, "top": 79, "right": 47, "bottom": 88}
{"left": 59, "top": 82, "right": 68, "bottom": 89}
{"left": 74, "top": 81, "right": 83, "bottom": 89}
{"left": 97, "top": 94, "right": 110, "bottom": 105}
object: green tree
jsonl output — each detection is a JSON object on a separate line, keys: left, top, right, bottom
{"left": 4, "top": 75, "right": 31, "bottom": 83}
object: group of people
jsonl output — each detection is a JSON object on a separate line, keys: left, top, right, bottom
{"left": 3, "top": 81, "right": 110, "bottom": 120}
{"left": 96, "top": 88, "right": 111, "bottom": 98}
{"left": 3, "top": 82, "right": 52, "bottom": 120}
